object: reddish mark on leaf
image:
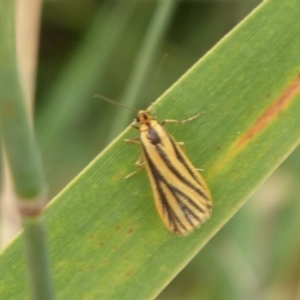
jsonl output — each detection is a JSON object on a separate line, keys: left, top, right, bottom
{"left": 115, "top": 225, "right": 121, "bottom": 231}
{"left": 89, "top": 235, "right": 94, "bottom": 240}
{"left": 208, "top": 75, "right": 300, "bottom": 178}
{"left": 89, "top": 265, "right": 94, "bottom": 270}
{"left": 114, "top": 173, "right": 122, "bottom": 181}
{"left": 102, "top": 259, "right": 108, "bottom": 265}
{"left": 235, "top": 75, "right": 300, "bottom": 151}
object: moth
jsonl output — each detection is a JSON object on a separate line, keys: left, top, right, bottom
{"left": 125, "top": 109, "right": 212, "bottom": 235}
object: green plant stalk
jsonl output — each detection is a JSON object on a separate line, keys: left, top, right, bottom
{"left": 0, "top": 1, "right": 44, "bottom": 199}
{"left": 22, "top": 217, "right": 54, "bottom": 300}
{"left": 0, "top": 1, "right": 54, "bottom": 299}
{"left": 37, "top": 1, "right": 137, "bottom": 148}
{"left": 106, "top": 0, "right": 179, "bottom": 142}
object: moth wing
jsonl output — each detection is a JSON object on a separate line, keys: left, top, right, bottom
{"left": 141, "top": 125, "right": 212, "bottom": 235}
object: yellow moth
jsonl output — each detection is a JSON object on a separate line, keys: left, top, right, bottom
{"left": 125, "top": 108, "right": 212, "bottom": 236}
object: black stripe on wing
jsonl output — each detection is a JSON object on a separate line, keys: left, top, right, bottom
{"left": 168, "top": 136, "right": 202, "bottom": 185}
{"left": 166, "top": 182, "right": 205, "bottom": 227}
{"left": 157, "top": 182, "right": 187, "bottom": 234}
{"left": 143, "top": 145, "right": 207, "bottom": 234}
{"left": 154, "top": 142, "right": 210, "bottom": 202}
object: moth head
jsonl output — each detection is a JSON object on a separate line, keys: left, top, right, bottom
{"left": 137, "top": 110, "right": 152, "bottom": 124}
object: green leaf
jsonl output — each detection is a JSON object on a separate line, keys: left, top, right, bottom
{"left": 1, "top": 0, "right": 300, "bottom": 299}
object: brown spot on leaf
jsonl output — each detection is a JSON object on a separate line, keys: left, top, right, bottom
{"left": 4, "top": 100, "right": 15, "bottom": 117}
{"left": 128, "top": 228, "right": 134, "bottom": 234}
{"left": 125, "top": 270, "right": 133, "bottom": 277}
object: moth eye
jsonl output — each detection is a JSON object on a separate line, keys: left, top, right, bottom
{"left": 136, "top": 117, "right": 140, "bottom": 122}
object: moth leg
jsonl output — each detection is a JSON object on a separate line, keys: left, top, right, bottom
{"left": 161, "top": 112, "right": 204, "bottom": 126}
{"left": 131, "top": 124, "right": 140, "bottom": 131}
{"left": 177, "top": 141, "right": 204, "bottom": 172}
{"left": 124, "top": 138, "right": 143, "bottom": 178}
{"left": 124, "top": 138, "right": 141, "bottom": 144}
{"left": 125, "top": 156, "right": 145, "bottom": 179}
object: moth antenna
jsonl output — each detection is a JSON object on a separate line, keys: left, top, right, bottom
{"left": 147, "top": 53, "right": 169, "bottom": 104}
{"left": 94, "top": 94, "right": 137, "bottom": 113}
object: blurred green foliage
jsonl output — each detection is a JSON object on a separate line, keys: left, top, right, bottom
{"left": 5, "top": 0, "right": 299, "bottom": 299}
